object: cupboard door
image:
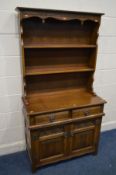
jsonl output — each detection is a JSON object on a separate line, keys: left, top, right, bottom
{"left": 69, "top": 119, "right": 100, "bottom": 156}
{"left": 31, "top": 125, "right": 67, "bottom": 166}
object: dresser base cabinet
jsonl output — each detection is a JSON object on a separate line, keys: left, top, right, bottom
{"left": 24, "top": 109, "right": 104, "bottom": 172}
{"left": 16, "top": 7, "right": 106, "bottom": 172}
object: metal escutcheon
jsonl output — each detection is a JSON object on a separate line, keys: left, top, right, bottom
{"left": 49, "top": 113, "right": 55, "bottom": 122}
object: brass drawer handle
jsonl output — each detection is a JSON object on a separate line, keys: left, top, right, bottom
{"left": 49, "top": 114, "right": 55, "bottom": 122}
{"left": 64, "top": 132, "right": 68, "bottom": 138}
{"left": 83, "top": 110, "right": 90, "bottom": 116}
{"left": 70, "top": 132, "right": 74, "bottom": 137}
{"left": 32, "top": 134, "right": 39, "bottom": 141}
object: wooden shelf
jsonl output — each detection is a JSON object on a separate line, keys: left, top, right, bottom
{"left": 24, "top": 89, "right": 106, "bottom": 115}
{"left": 25, "top": 65, "right": 94, "bottom": 76}
{"left": 24, "top": 44, "right": 96, "bottom": 49}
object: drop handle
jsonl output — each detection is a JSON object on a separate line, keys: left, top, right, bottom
{"left": 64, "top": 132, "right": 68, "bottom": 138}
{"left": 83, "top": 110, "right": 90, "bottom": 116}
{"left": 49, "top": 114, "right": 55, "bottom": 122}
{"left": 70, "top": 132, "right": 74, "bottom": 137}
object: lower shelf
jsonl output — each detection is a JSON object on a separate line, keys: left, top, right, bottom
{"left": 24, "top": 89, "right": 106, "bottom": 115}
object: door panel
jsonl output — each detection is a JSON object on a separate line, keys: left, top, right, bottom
{"left": 70, "top": 120, "right": 96, "bottom": 155}
{"left": 39, "top": 135, "right": 64, "bottom": 161}
{"left": 32, "top": 125, "right": 67, "bottom": 165}
{"left": 31, "top": 118, "right": 102, "bottom": 166}
{"left": 71, "top": 129, "right": 95, "bottom": 152}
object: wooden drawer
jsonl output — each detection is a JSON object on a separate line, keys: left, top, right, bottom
{"left": 30, "top": 111, "right": 69, "bottom": 125}
{"left": 72, "top": 106, "right": 103, "bottom": 118}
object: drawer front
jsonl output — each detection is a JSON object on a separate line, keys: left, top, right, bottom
{"left": 30, "top": 111, "right": 69, "bottom": 125}
{"left": 72, "top": 106, "right": 103, "bottom": 118}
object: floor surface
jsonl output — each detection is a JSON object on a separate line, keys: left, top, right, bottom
{"left": 0, "top": 129, "right": 116, "bottom": 175}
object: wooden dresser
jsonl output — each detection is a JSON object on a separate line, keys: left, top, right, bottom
{"left": 16, "top": 7, "right": 106, "bottom": 172}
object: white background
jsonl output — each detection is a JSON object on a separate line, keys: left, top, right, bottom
{"left": 0, "top": 0, "right": 116, "bottom": 155}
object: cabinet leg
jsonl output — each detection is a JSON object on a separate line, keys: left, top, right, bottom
{"left": 93, "top": 146, "right": 98, "bottom": 155}
{"left": 93, "top": 150, "right": 98, "bottom": 155}
{"left": 32, "top": 164, "right": 37, "bottom": 173}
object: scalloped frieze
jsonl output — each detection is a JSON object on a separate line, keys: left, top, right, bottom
{"left": 20, "top": 11, "right": 100, "bottom": 23}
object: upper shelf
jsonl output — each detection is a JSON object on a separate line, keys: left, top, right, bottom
{"left": 25, "top": 48, "right": 95, "bottom": 76}
{"left": 22, "top": 16, "right": 99, "bottom": 47}
{"left": 24, "top": 44, "right": 96, "bottom": 49}
{"left": 25, "top": 65, "right": 94, "bottom": 76}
